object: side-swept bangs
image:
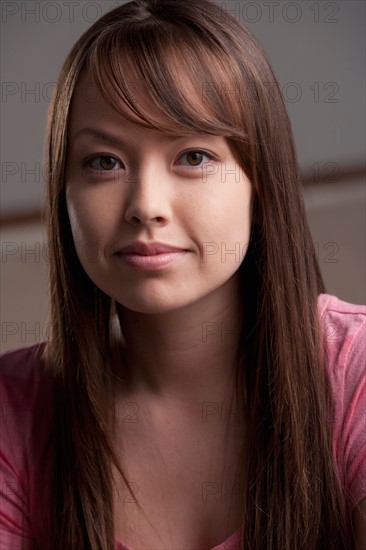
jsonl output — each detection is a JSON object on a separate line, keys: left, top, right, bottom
{"left": 86, "top": 15, "right": 254, "bottom": 142}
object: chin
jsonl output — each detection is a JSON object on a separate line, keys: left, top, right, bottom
{"left": 112, "top": 288, "right": 190, "bottom": 314}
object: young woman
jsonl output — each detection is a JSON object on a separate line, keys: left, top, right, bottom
{"left": 1, "top": 1, "right": 365, "bottom": 549}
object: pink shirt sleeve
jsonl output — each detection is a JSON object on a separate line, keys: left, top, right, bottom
{"left": 318, "top": 293, "right": 366, "bottom": 512}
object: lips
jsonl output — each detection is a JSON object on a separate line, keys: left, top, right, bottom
{"left": 115, "top": 241, "right": 187, "bottom": 256}
{"left": 114, "top": 241, "right": 188, "bottom": 271}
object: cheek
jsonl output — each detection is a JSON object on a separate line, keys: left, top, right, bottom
{"left": 66, "top": 187, "right": 115, "bottom": 248}
{"left": 208, "top": 184, "right": 252, "bottom": 263}
{"left": 185, "top": 190, "right": 251, "bottom": 271}
{"left": 66, "top": 192, "right": 114, "bottom": 274}
{"left": 203, "top": 183, "right": 252, "bottom": 237}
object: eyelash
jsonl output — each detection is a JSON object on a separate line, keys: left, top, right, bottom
{"left": 82, "top": 150, "right": 217, "bottom": 173}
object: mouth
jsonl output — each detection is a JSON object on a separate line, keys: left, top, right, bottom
{"left": 114, "top": 241, "right": 188, "bottom": 271}
{"left": 116, "top": 241, "right": 188, "bottom": 255}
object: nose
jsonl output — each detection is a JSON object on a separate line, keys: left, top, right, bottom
{"left": 124, "top": 161, "right": 172, "bottom": 227}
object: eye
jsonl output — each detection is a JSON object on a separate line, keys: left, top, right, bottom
{"left": 176, "top": 150, "right": 217, "bottom": 168}
{"left": 84, "top": 155, "right": 123, "bottom": 172}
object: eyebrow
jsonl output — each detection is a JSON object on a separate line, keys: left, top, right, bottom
{"left": 72, "top": 127, "right": 123, "bottom": 145}
{"left": 72, "top": 127, "right": 188, "bottom": 145}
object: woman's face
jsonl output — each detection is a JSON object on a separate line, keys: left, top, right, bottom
{"left": 65, "top": 70, "right": 254, "bottom": 314}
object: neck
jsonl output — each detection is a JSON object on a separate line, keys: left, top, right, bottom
{"left": 114, "top": 275, "right": 244, "bottom": 409}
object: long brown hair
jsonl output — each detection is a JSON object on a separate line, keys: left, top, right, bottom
{"left": 42, "top": 0, "right": 353, "bottom": 548}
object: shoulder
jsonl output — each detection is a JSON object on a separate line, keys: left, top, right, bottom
{"left": 0, "top": 342, "right": 54, "bottom": 545}
{"left": 0, "top": 341, "right": 55, "bottom": 469}
{"left": 0, "top": 341, "right": 52, "bottom": 411}
{"left": 0, "top": 340, "right": 53, "bottom": 448}
{"left": 317, "top": 294, "right": 366, "bottom": 513}
{"left": 0, "top": 341, "right": 47, "bottom": 374}
{"left": 318, "top": 292, "right": 365, "bottom": 351}
{"left": 318, "top": 293, "right": 365, "bottom": 387}
{"left": 317, "top": 293, "right": 365, "bottom": 412}
{"left": 0, "top": 339, "right": 54, "bottom": 433}
{"left": 0, "top": 341, "right": 47, "bottom": 382}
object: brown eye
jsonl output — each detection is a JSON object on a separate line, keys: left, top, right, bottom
{"left": 98, "top": 156, "right": 118, "bottom": 170}
{"left": 86, "top": 155, "right": 122, "bottom": 171}
{"left": 186, "top": 152, "right": 203, "bottom": 166}
{"left": 176, "top": 150, "right": 215, "bottom": 169}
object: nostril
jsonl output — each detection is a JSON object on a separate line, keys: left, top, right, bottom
{"left": 127, "top": 213, "right": 169, "bottom": 225}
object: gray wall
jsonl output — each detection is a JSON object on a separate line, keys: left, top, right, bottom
{"left": 1, "top": 0, "right": 365, "bottom": 350}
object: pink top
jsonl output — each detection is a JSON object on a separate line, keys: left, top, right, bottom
{"left": 0, "top": 293, "right": 365, "bottom": 550}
